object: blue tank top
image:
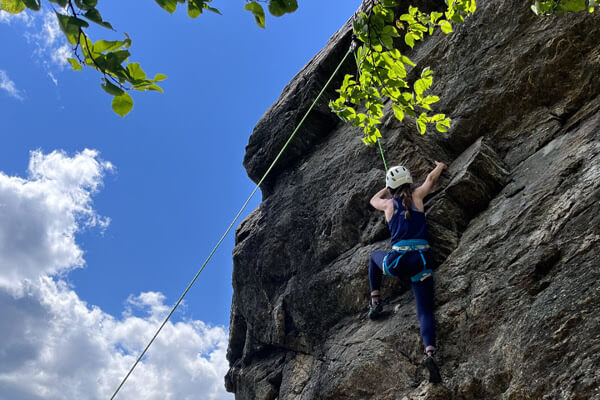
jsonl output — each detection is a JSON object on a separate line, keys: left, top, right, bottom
{"left": 388, "top": 198, "right": 428, "bottom": 243}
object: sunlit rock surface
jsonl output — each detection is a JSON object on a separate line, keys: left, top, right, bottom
{"left": 227, "top": 1, "right": 600, "bottom": 398}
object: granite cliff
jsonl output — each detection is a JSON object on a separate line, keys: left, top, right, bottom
{"left": 226, "top": 1, "right": 600, "bottom": 398}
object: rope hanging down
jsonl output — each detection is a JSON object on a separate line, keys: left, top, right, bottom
{"left": 377, "top": 138, "right": 388, "bottom": 171}
{"left": 109, "top": 46, "right": 353, "bottom": 400}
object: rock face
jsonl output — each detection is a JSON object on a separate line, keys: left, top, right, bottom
{"left": 226, "top": 1, "right": 600, "bottom": 399}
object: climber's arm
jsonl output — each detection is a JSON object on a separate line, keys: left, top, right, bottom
{"left": 370, "top": 187, "right": 392, "bottom": 212}
{"left": 413, "top": 161, "right": 447, "bottom": 201}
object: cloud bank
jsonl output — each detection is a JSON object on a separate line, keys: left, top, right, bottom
{"left": 0, "top": 149, "right": 232, "bottom": 400}
{"left": 0, "top": 149, "right": 112, "bottom": 289}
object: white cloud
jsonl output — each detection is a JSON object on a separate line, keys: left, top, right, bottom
{"left": 0, "top": 10, "right": 33, "bottom": 26}
{"left": 7, "top": 9, "right": 71, "bottom": 69}
{"left": 25, "top": 10, "right": 71, "bottom": 69}
{"left": 50, "top": 44, "right": 70, "bottom": 68}
{"left": 40, "top": 10, "right": 61, "bottom": 46}
{"left": 0, "top": 149, "right": 232, "bottom": 399}
{"left": 0, "top": 278, "right": 231, "bottom": 400}
{"left": 0, "top": 70, "right": 24, "bottom": 100}
{"left": 0, "top": 149, "right": 112, "bottom": 290}
{"left": 48, "top": 72, "right": 58, "bottom": 86}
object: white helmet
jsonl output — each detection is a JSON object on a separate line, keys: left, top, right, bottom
{"left": 386, "top": 165, "right": 412, "bottom": 189}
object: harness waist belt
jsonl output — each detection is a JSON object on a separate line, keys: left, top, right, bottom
{"left": 383, "top": 239, "right": 433, "bottom": 282}
{"left": 391, "top": 239, "right": 430, "bottom": 252}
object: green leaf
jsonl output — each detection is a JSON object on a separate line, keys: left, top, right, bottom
{"left": 436, "top": 118, "right": 451, "bottom": 132}
{"left": 430, "top": 113, "right": 446, "bottom": 122}
{"left": 1, "top": 0, "right": 26, "bottom": 14}
{"left": 126, "top": 62, "right": 146, "bottom": 80}
{"left": 205, "top": 5, "right": 221, "bottom": 14}
{"left": 56, "top": 13, "right": 87, "bottom": 45}
{"left": 412, "top": 23, "right": 428, "bottom": 33}
{"left": 392, "top": 104, "right": 405, "bottom": 121}
{"left": 268, "top": 0, "right": 298, "bottom": 16}
{"left": 146, "top": 83, "right": 164, "bottom": 93}
{"left": 153, "top": 73, "right": 167, "bottom": 82}
{"left": 371, "top": 13, "right": 385, "bottom": 29}
{"left": 188, "top": 0, "right": 201, "bottom": 17}
{"left": 21, "top": 0, "right": 40, "bottom": 10}
{"left": 371, "top": 42, "right": 383, "bottom": 52}
{"left": 401, "top": 55, "right": 416, "bottom": 67}
{"left": 245, "top": 1, "right": 265, "bottom": 28}
{"left": 93, "top": 39, "right": 125, "bottom": 53}
{"left": 381, "top": 35, "right": 394, "bottom": 50}
{"left": 431, "top": 11, "right": 443, "bottom": 22}
{"left": 47, "top": 0, "right": 67, "bottom": 6}
{"left": 439, "top": 20, "right": 453, "bottom": 34}
{"left": 557, "top": 0, "right": 587, "bottom": 12}
{"left": 112, "top": 92, "right": 134, "bottom": 117}
{"left": 83, "top": 8, "right": 102, "bottom": 25}
{"left": 101, "top": 79, "right": 124, "bottom": 96}
{"left": 404, "top": 32, "right": 415, "bottom": 48}
{"left": 399, "top": 14, "right": 416, "bottom": 23}
{"left": 414, "top": 79, "right": 427, "bottom": 96}
{"left": 402, "top": 92, "right": 413, "bottom": 102}
{"left": 422, "top": 95, "right": 440, "bottom": 105}
{"left": 105, "top": 50, "right": 130, "bottom": 69}
{"left": 382, "top": 25, "right": 399, "bottom": 37}
{"left": 154, "top": 0, "right": 178, "bottom": 13}
{"left": 100, "top": 20, "right": 114, "bottom": 29}
{"left": 416, "top": 113, "right": 428, "bottom": 134}
{"left": 74, "top": 0, "right": 92, "bottom": 9}
{"left": 67, "top": 57, "right": 83, "bottom": 71}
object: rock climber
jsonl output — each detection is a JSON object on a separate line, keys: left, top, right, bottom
{"left": 367, "top": 161, "right": 447, "bottom": 383}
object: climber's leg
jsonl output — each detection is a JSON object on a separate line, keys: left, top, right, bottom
{"left": 368, "top": 251, "right": 386, "bottom": 319}
{"left": 412, "top": 276, "right": 441, "bottom": 383}
{"left": 412, "top": 276, "right": 436, "bottom": 348}
{"left": 369, "top": 251, "right": 386, "bottom": 296}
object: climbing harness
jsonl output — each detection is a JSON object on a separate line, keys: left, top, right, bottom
{"left": 382, "top": 239, "right": 433, "bottom": 283}
{"left": 108, "top": 44, "right": 355, "bottom": 400}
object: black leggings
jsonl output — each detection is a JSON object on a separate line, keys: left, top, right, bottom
{"left": 369, "top": 250, "right": 436, "bottom": 348}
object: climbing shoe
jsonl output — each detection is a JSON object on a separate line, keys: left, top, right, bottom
{"left": 424, "top": 351, "right": 442, "bottom": 383}
{"left": 367, "top": 299, "right": 383, "bottom": 320}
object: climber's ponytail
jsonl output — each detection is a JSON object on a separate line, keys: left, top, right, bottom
{"left": 388, "top": 183, "right": 413, "bottom": 219}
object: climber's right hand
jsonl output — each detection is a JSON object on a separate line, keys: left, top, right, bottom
{"left": 434, "top": 161, "right": 447, "bottom": 170}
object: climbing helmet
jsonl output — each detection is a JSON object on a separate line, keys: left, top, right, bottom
{"left": 386, "top": 165, "right": 413, "bottom": 189}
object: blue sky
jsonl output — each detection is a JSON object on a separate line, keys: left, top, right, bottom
{"left": 0, "top": 1, "right": 360, "bottom": 398}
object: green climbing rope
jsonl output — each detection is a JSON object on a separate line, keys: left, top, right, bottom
{"left": 109, "top": 46, "right": 353, "bottom": 400}
{"left": 377, "top": 138, "right": 388, "bottom": 171}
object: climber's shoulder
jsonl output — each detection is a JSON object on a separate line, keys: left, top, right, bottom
{"left": 370, "top": 197, "right": 393, "bottom": 212}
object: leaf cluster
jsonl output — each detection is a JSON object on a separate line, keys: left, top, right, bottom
{"left": 1, "top": 0, "right": 179, "bottom": 117}
{"left": 531, "top": 0, "right": 598, "bottom": 15}
{"left": 329, "top": 0, "right": 474, "bottom": 145}
{"left": 244, "top": 0, "right": 298, "bottom": 28}
{"left": 154, "top": 0, "right": 221, "bottom": 18}
{"left": 3, "top": 0, "right": 594, "bottom": 119}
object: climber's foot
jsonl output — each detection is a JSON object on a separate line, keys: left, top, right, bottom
{"left": 367, "top": 295, "right": 383, "bottom": 320}
{"left": 424, "top": 350, "right": 442, "bottom": 383}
